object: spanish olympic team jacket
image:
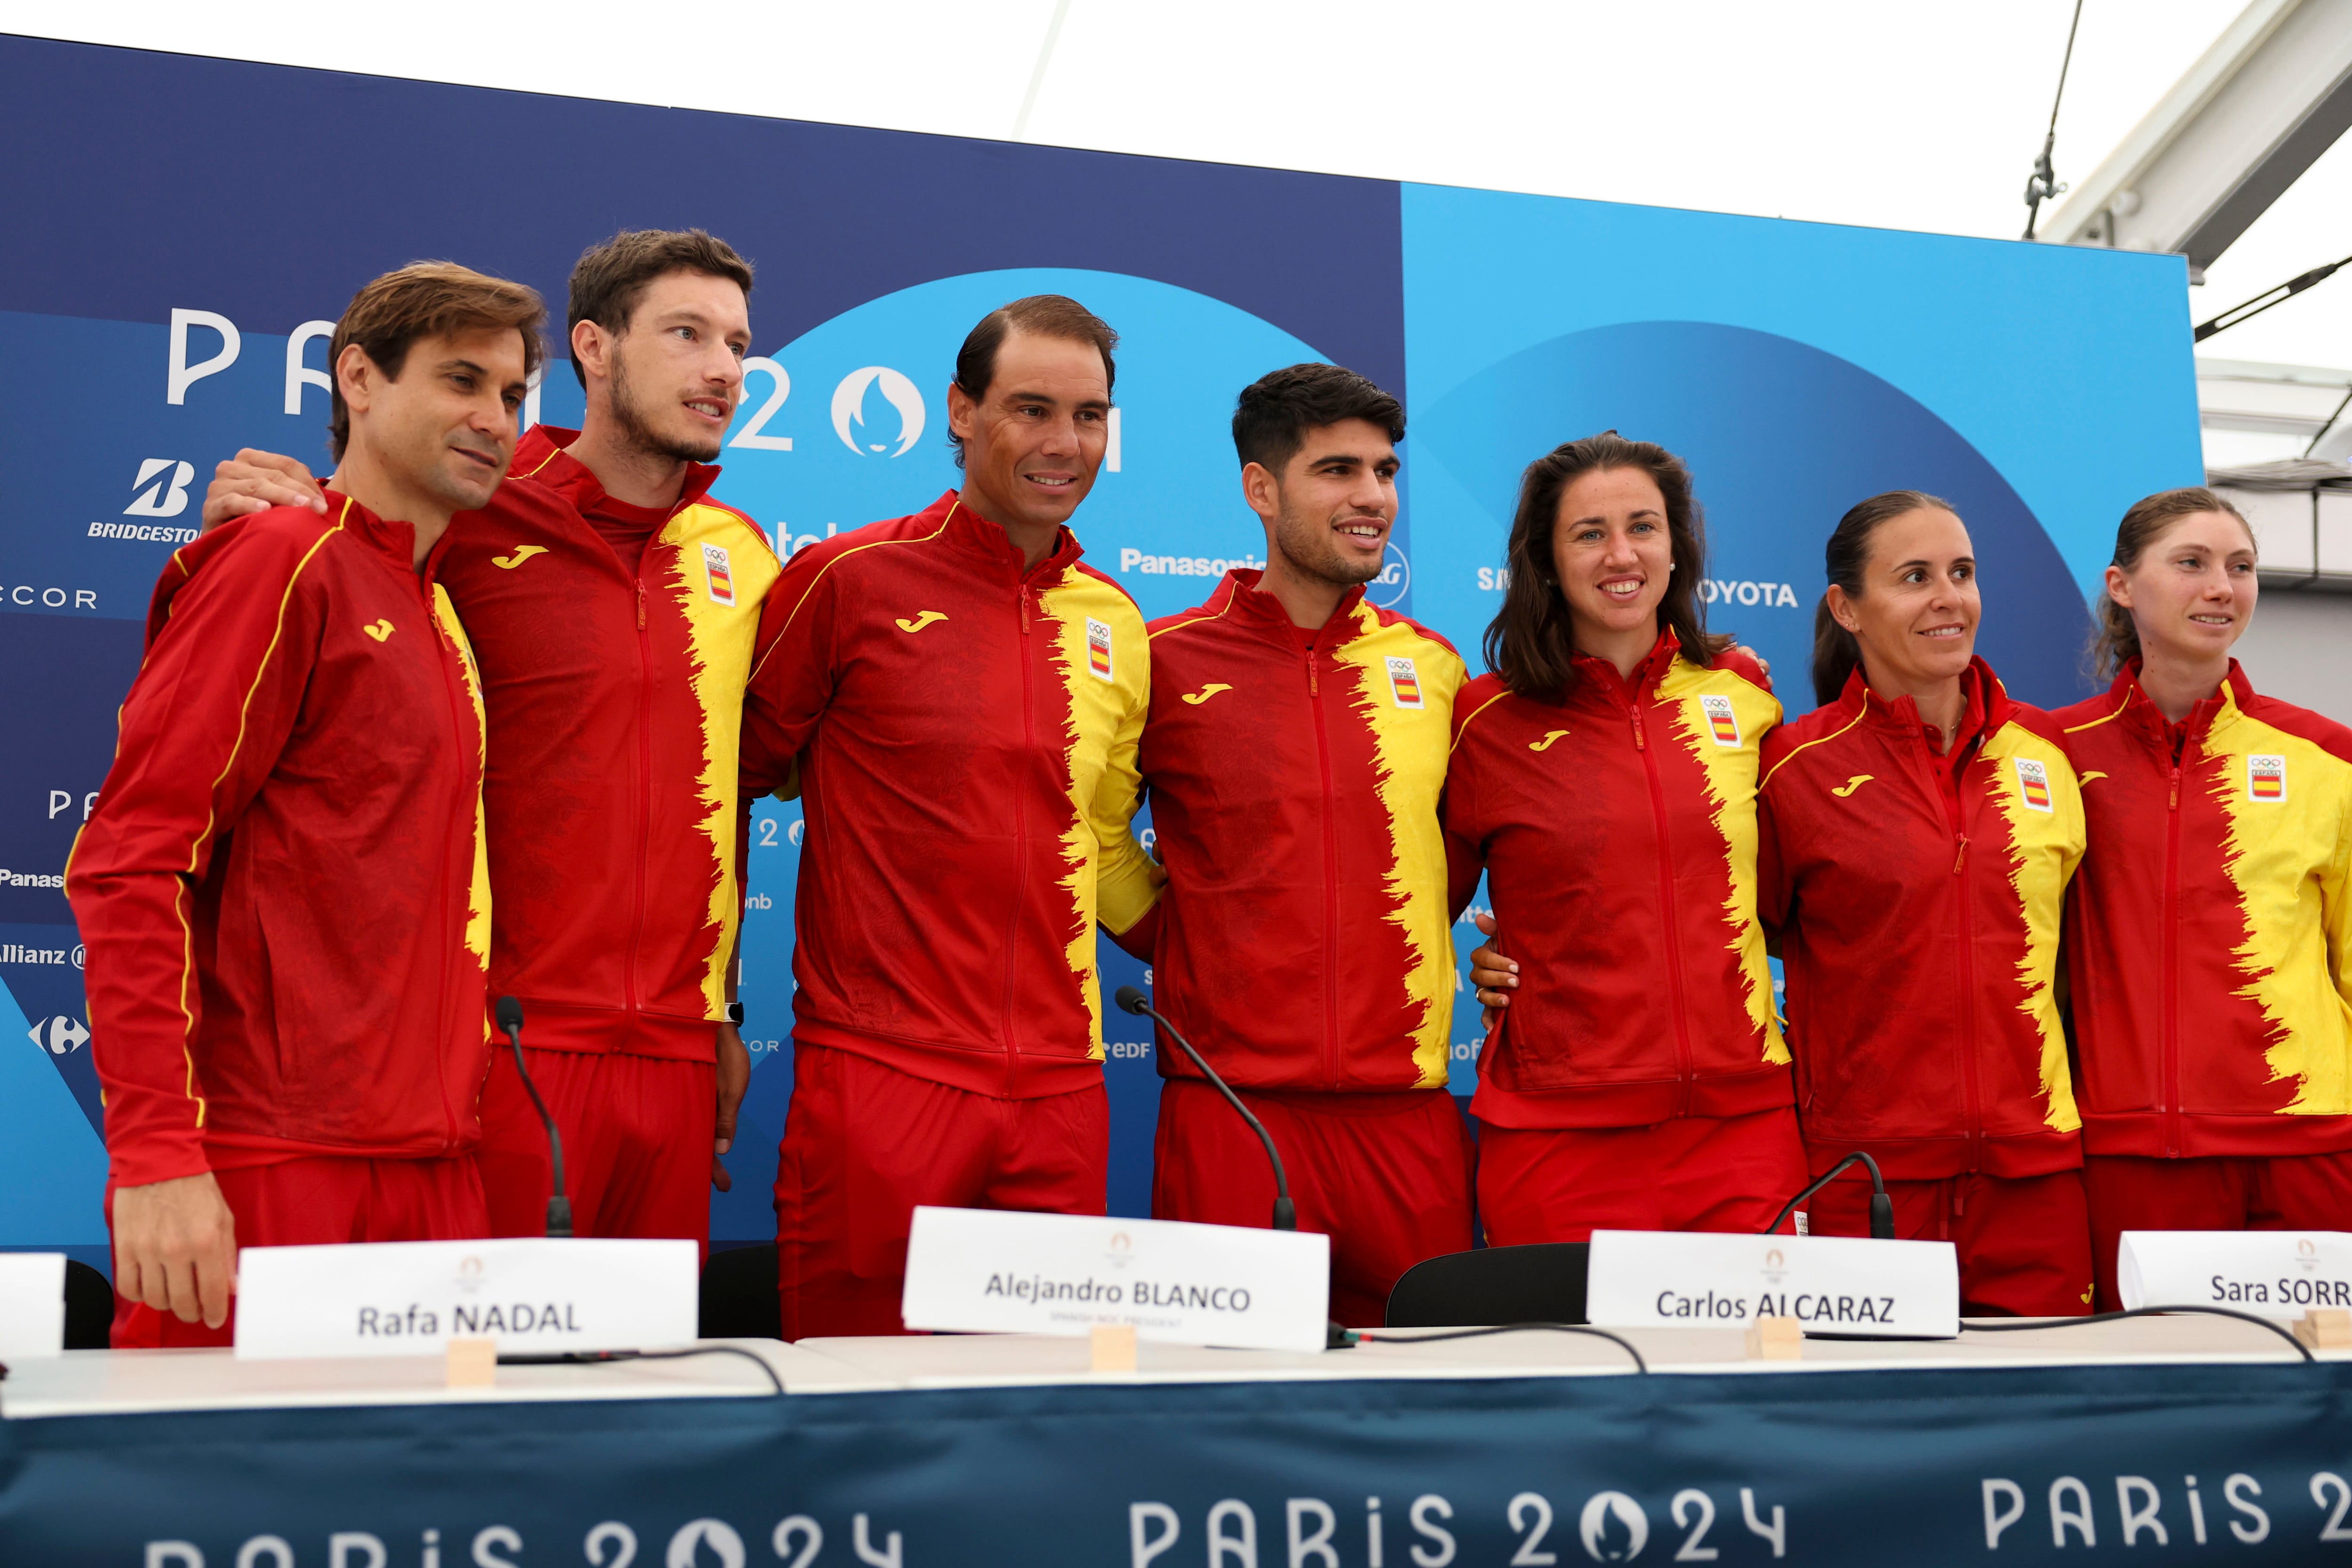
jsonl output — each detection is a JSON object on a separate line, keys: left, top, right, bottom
{"left": 430, "top": 426, "right": 781, "bottom": 1061}
{"left": 2054, "top": 661, "right": 2352, "bottom": 1158}
{"left": 1135, "top": 571, "right": 1465, "bottom": 1093}
{"left": 1757, "top": 661, "right": 2084, "bottom": 1180}
{"left": 740, "top": 491, "right": 1161, "bottom": 1098}
{"left": 68, "top": 493, "right": 491, "bottom": 1189}
{"left": 1445, "top": 633, "right": 1792, "bottom": 1126}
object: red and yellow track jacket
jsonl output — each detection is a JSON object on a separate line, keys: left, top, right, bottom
{"left": 432, "top": 426, "right": 781, "bottom": 1060}
{"left": 1136, "top": 571, "right": 1464, "bottom": 1092}
{"left": 2055, "top": 662, "right": 2352, "bottom": 1158}
{"left": 1759, "top": 661, "right": 2084, "bottom": 1180}
{"left": 741, "top": 491, "right": 1160, "bottom": 1098}
{"left": 1446, "top": 634, "right": 1791, "bottom": 1126}
{"left": 68, "top": 494, "right": 491, "bottom": 1189}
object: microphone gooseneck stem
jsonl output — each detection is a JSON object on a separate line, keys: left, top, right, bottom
{"left": 1135, "top": 1001, "right": 1295, "bottom": 1231}
{"left": 500, "top": 1017, "right": 572, "bottom": 1239}
{"left": 1763, "top": 1150, "right": 1893, "bottom": 1241}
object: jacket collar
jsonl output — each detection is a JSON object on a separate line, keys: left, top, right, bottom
{"left": 1568, "top": 627, "right": 1682, "bottom": 703}
{"left": 508, "top": 424, "right": 721, "bottom": 524}
{"left": 930, "top": 490, "right": 1085, "bottom": 580}
{"left": 2110, "top": 657, "right": 2251, "bottom": 745}
{"left": 1213, "top": 569, "right": 1368, "bottom": 648}
{"left": 321, "top": 488, "right": 424, "bottom": 574}
{"left": 1841, "top": 656, "right": 2011, "bottom": 741}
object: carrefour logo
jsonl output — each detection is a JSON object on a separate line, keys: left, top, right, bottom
{"left": 830, "top": 367, "right": 926, "bottom": 457}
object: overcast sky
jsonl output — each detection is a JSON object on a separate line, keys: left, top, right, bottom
{"left": 7, "top": 0, "right": 2346, "bottom": 366}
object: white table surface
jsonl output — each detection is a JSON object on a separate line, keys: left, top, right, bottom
{"left": 2, "top": 1318, "right": 2331, "bottom": 1420}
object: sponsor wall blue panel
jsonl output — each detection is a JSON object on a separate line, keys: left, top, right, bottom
{"left": 0, "top": 37, "right": 2201, "bottom": 1253}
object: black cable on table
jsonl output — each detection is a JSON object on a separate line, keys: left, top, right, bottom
{"left": 1960, "top": 1305, "right": 2314, "bottom": 1363}
{"left": 496, "top": 1344, "right": 787, "bottom": 1394}
{"left": 1356, "top": 1323, "right": 1649, "bottom": 1375}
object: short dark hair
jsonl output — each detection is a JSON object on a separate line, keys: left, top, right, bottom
{"left": 327, "top": 262, "right": 545, "bottom": 462}
{"left": 1232, "top": 363, "right": 1405, "bottom": 475}
{"left": 950, "top": 295, "right": 1118, "bottom": 468}
{"left": 1811, "top": 490, "right": 1958, "bottom": 705}
{"left": 566, "top": 228, "right": 755, "bottom": 389}
{"left": 1482, "top": 431, "right": 1726, "bottom": 702}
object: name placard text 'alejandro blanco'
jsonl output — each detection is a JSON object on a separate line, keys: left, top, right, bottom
{"left": 901, "top": 1207, "right": 1331, "bottom": 1353}
{"left": 2119, "top": 1230, "right": 2352, "bottom": 1320}
{"left": 234, "top": 1238, "right": 698, "bottom": 1360}
{"left": 1585, "top": 1229, "right": 1961, "bottom": 1339}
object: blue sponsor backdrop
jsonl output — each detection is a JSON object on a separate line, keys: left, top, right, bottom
{"left": 0, "top": 36, "right": 2199, "bottom": 1259}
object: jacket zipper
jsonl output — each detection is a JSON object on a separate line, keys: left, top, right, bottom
{"left": 622, "top": 573, "right": 654, "bottom": 1041}
{"left": 1629, "top": 693, "right": 1696, "bottom": 1114}
{"left": 2162, "top": 744, "right": 2184, "bottom": 1156}
{"left": 1003, "top": 580, "right": 1037, "bottom": 1093}
{"left": 1308, "top": 641, "right": 1341, "bottom": 1089}
{"left": 1940, "top": 739, "right": 1982, "bottom": 1172}
{"left": 424, "top": 570, "right": 463, "bottom": 1152}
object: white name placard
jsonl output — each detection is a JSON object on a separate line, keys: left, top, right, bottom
{"left": 2119, "top": 1229, "right": 2352, "bottom": 1320}
{"left": 0, "top": 1251, "right": 66, "bottom": 1359}
{"left": 1586, "top": 1228, "right": 1961, "bottom": 1339}
{"left": 234, "top": 1237, "right": 696, "bottom": 1360}
{"left": 901, "top": 1206, "right": 1330, "bottom": 1353}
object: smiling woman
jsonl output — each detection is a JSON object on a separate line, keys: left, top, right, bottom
{"left": 1756, "top": 489, "right": 2094, "bottom": 1316}
{"left": 2050, "top": 486, "right": 2352, "bottom": 1310}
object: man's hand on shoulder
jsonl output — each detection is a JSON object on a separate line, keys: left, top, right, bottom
{"left": 202, "top": 450, "right": 327, "bottom": 531}
{"left": 112, "top": 1170, "right": 238, "bottom": 1329}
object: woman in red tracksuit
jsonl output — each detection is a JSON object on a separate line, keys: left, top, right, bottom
{"left": 2053, "top": 487, "right": 2352, "bottom": 1309}
{"left": 1445, "top": 432, "right": 1806, "bottom": 1242}
{"left": 1756, "top": 490, "right": 2091, "bottom": 1317}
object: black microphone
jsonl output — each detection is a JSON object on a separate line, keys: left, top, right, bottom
{"left": 1114, "top": 984, "right": 1295, "bottom": 1231}
{"left": 495, "top": 995, "right": 572, "bottom": 1238}
{"left": 1763, "top": 1150, "right": 1895, "bottom": 1241}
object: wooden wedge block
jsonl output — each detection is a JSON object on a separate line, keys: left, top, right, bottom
{"left": 2295, "top": 1308, "right": 2352, "bottom": 1350}
{"left": 446, "top": 1337, "right": 498, "bottom": 1388}
{"left": 1746, "top": 1315, "right": 1803, "bottom": 1361}
{"left": 1090, "top": 1323, "right": 1138, "bottom": 1372}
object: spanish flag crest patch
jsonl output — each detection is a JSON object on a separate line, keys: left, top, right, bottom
{"left": 2014, "top": 756, "right": 2053, "bottom": 813}
{"left": 2248, "top": 754, "right": 2287, "bottom": 802}
{"left": 1700, "top": 693, "right": 1741, "bottom": 748}
{"left": 1386, "top": 656, "right": 1423, "bottom": 709}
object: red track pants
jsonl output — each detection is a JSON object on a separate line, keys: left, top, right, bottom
{"left": 478, "top": 1046, "right": 716, "bottom": 1250}
{"left": 1805, "top": 1165, "right": 2094, "bottom": 1317}
{"left": 774, "top": 1045, "right": 1106, "bottom": 1340}
{"left": 109, "top": 1154, "right": 486, "bottom": 1348}
{"left": 2085, "top": 1151, "right": 2352, "bottom": 1311}
{"left": 1151, "top": 1080, "right": 1475, "bottom": 1327}
{"left": 1477, "top": 1105, "right": 1808, "bottom": 1245}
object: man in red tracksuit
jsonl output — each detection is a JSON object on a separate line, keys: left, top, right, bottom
{"left": 203, "top": 232, "right": 777, "bottom": 1250}
{"left": 71, "top": 263, "right": 542, "bottom": 1344}
{"left": 1123, "top": 364, "right": 1473, "bottom": 1327}
{"left": 742, "top": 295, "right": 1161, "bottom": 1338}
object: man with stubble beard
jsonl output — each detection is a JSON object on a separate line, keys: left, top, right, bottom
{"left": 1117, "top": 364, "right": 1474, "bottom": 1327}
{"left": 201, "top": 231, "right": 777, "bottom": 1253}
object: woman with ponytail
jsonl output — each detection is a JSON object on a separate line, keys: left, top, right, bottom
{"left": 2051, "top": 488, "right": 2352, "bottom": 1309}
{"left": 1444, "top": 433, "right": 1804, "bottom": 1242}
{"left": 1755, "top": 492, "right": 2092, "bottom": 1315}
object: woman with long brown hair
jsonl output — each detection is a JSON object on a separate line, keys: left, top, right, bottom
{"left": 1444, "top": 432, "right": 1804, "bottom": 1242}
{"left": 2054, "top": 487, "right": 2352, "bottom": 1309}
